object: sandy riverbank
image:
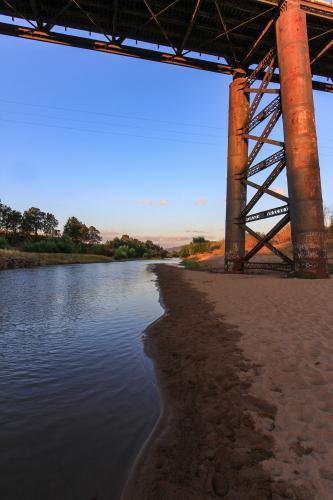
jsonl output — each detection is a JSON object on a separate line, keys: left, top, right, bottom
{"left": 123, "top": 265, "right": 333, "bottom": 500}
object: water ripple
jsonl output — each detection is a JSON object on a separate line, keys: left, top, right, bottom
{"left": 0, "top": 260, "right": 169, "bottom": 500}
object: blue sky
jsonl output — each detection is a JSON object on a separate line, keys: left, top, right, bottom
{"left": 1, "top": 32, "right": 332, "bottom": 247}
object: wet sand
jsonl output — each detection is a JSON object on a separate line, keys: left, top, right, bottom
{"left": 123, "top": 265, "right": 333, "bottom": 500}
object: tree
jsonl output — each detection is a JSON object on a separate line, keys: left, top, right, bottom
{"left": 192, "top": 236, "right": 207, "bottom": 244}
{"left": 104, "top": 234, "right": 167, "bottom": 259}
{"left": 43, "top": 212, "right": 59, "bottom": 236}
{"left": 63, "top": 217, "right": 97, "bottom": 243}
{"left": 87, "top": 226, "right": 102, "bottom": 244}
{"left": 22, "top": 207, "right": 45, "bottom": 236}
{"left": 106, "top": 236, "right": 122, "bottom": 248}
{"left": 63, "top": 216, "right": 86, "bottom": 242}
{"left": 0, "top": 201, "right": 13, "bottom": 233}
{"left": 6, "top": 209, "right": 22, "bottom": 234}
{"left": 0, "top": 200, "right": 6, "bottom": 230}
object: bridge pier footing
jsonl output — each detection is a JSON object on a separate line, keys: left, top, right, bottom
{"left": 276, "top": 0, "right": 329, "bottom": 278}
{"left": 224, "top": 75, "right": 249, "bottom": 273}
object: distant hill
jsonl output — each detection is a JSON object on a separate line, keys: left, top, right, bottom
{"left": 166, "top": 245, "right": 182, "bottom": 253}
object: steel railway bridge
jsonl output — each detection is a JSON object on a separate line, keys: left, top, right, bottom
{"left": 1, "top": 0, "right": 332, "bottom": 277}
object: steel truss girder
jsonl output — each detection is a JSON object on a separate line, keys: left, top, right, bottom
{"left": 245, "top": 148, "right": 285, "bottom": 177}
{"left": 247, "top": 48, "right": 275, "bottom": 87}
{"left": 241, "top": 204, "right": 289, "bottom": 223}
{"left": 245, "top": 88, "right": 280, "bottom": 94}
{"left": 247, "top": 107, "right": 282, "bottom": 167}
{"left": 0, "top": 20, "right": 331, "bottom": 90}
{"left": 258, "top": 0, "right": 333, "bottom": 22}
{"left": 0, "top": 21, "right": 234, "bottom": 75}
{"left": 237, "top": 43, "right": 292, "bottom": 271}
{"left": 244, "top": 178, "right": 289, "bottom": 203}
{"left": 248, "top": 55, "right": 276, "bottom": 120}
{"left": 247, "top": 95, "right": 281, "bottom": 132}
{"left": 178, "top": 0, "right": 202, "bottom": 56}
{"left": 241, "top": 17, "right": 276, "bottom": 67}
{"left": 244, "top": 224, "right": 293, "bottom": 265}
{"left": 245, "top": 132, "right": 283, "bottom": 147}
{"left": 311, "top": 39, "right": 333, "bottom": 66}
{"left": 244, "top": 213, "right": 291, "bottom": 261}
{"left": 244, "top": 261, "right": 292, "bottom": 272}
{"left": 226, "top": 2, "right": 330, "bottom": 275}
{"left": 240, "top": 159, "right": 287, "bottom": 217}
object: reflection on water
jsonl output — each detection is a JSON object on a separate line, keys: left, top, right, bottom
{"left": 0, "top": 261, "right": 166, "bottom": 500}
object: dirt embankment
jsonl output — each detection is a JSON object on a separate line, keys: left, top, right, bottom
{"left": 185, "top": 236, "right": 333, "bottom": 273}
{"left": 0, "top": 250, "right": 114, "bottom": 270}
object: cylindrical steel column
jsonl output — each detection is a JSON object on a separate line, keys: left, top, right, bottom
{"left": 224, "top": 75, "right": 249, "bottom": 273}
{"left": 276, "top": 0, "right": 328, "bottom": 278}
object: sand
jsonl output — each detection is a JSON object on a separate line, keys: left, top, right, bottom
{"left": 122, "top": 265, "right": 333, "bottom": 500}
{"left": 185, "top": 270, "right": 333, "bottom": 499}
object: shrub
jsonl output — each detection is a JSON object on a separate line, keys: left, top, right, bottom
{"left": 22, "top": 237, "right": 78, "bottom": 253}
{"left": 0, "top": 236, "right": 9, "bottom": 249}
{"left": 114, "top": 246, "right": 129, "bottom": 259}
{"left": 179, "top": 240, "right": 211, "bottom": 257}
{"left": 87, "top": 244, "right": 114, "bottom": 257}
{"left": 179, "top": 246, "right": 190, "bottom": 258}
{"left": 128, "top": 248, "right": 137, "bottom": 258}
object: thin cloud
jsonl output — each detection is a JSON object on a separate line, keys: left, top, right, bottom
{"left": 135, "top": 198, "right": 169, "bottom": 206}
{"left": 159, "top": 198, "right": 169, "bottom": 206}
{"left": 185, "top": 229, "right": 207, "bottom": 234}
{"left": 100, "top": 230, "right": 119, "bottom": 240}
{"left": 195, "top": 197, "right": 207, "bottom": 206}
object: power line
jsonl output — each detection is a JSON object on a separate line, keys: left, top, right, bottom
{"left": 0, "top": 117, "right": 223, "bottom": 147}
{"left": 0, "top": 108, "right": 226, "bottom": 139}
{"left": 0, "top": 98, "right": 225, "bottom": 131}
{"left": 1, "top": 115, "right": 331, "bottom": 153}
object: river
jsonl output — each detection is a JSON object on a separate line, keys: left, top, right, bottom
{"left": 0, "top": 260, "right": 169, "bottom": 500}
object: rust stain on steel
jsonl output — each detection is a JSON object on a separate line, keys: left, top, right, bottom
{"left": 276, "top": 0, "right": 329, "bottom": 278}
{"left": 224, "top": 75, "right": 249, "bottom": 273}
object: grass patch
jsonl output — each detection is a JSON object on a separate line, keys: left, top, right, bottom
{"left": 181, "top": 258, "right": 218, "bottom": 272}
{"left": 0, "top": 249, "right": 113, "bottom": 269}
{"left": 32, "top": 252, "right": 114, "bottom": 266}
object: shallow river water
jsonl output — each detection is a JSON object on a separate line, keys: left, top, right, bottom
{"left": 0, "top": 260, "right": 167, "bottom": 500}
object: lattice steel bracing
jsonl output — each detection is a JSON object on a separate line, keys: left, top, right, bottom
{"left": 244, "top": 50, "right": 292, "bottom": 272}
{"left": 224, "top": 48, "right": 292, "bottom": 273}
{"left": 224, "top": 0, "right": 330, "bottom": 277}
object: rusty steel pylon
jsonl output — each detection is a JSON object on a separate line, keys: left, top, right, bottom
{"left": 224, "top": 0, "right": 329, "bottom": 278}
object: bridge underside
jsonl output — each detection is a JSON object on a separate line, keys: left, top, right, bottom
{"left": 0, "top": 0, "right": 332, "bottom": 277}
{"left": 0, "top": 1, "right": 332, "bottom": 86}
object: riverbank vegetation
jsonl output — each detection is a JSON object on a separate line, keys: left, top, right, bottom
{"left": 0, "top": 199, "right": 168, "bottom": 269}
{"left": 0, "top": 249, "right": 115, "bottom": 270}
{"left": 179, "top": 236, "right": 220, "bottom": 258}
